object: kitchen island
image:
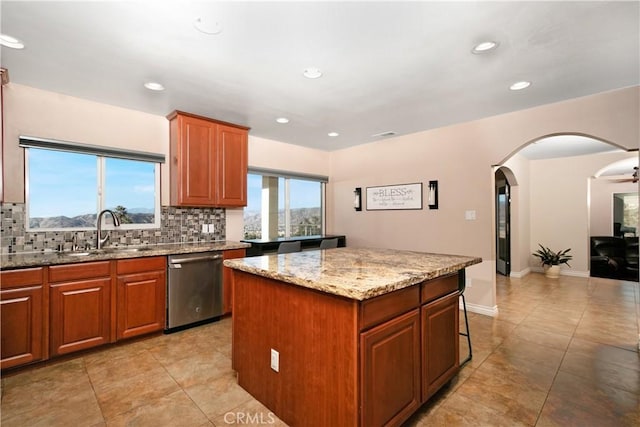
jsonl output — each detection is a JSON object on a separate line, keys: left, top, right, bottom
{"left": 224, "top": 247, "right": 481, "bottom": 427}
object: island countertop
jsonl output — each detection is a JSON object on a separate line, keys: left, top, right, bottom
{"left": 224, "top": 247, "right": 481, "bottom": 300}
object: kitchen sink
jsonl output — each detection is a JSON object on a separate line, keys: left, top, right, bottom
{"left": 66, "top": 251, "right": 92, "bottom": 257}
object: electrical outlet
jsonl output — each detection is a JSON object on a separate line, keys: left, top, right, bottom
{"left": 466, "top": 277, "right": 472, "bottom": 288}
{"left": 208, "top": 223, "right": 216, "bottom": 233}
{"left": 201, "top": 224, "right": 208, "bottom": 233}
{"left": 270, "top": 349, "right": 279, "bottom": 372}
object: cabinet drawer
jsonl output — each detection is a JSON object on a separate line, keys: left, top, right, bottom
{"left": 49, "top": 261, "right": 111, "bottom": 282}
{"left": 359, "top": 286, "right": 420, "bottom": 331}
{"left": 421, "top": 273, "right": 458, "bottom": 304}
{"left": 0, "top": 267, "right": 44, "bottom": 289}
{"left": 117, "top": 256, "right": 166, "bottom": 275}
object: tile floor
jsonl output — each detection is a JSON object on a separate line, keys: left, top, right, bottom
{"left": 1, "top": 273, "right": 638, "bottom": 426}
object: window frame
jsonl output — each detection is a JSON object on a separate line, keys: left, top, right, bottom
{"left": 24, "top": 146, "right": 162, "bottom": 232}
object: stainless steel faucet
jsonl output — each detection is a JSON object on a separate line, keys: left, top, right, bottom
{"left": 96, "top": 209, "right": 121, "bottom": 249}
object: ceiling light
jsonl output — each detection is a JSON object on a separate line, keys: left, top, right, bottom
{"left": 328, "top": 132, "right": 339, "bottom": 137}
{"left": 276, "top": 117, "right": 289, "bottom": 124}
{"left": 0, "top": 34, "right": 25, "bottom": 49}
{"left": 372, "top": 131, "right": 396, "bottom": 138}
{"left": 193, "top": 17, "right": 222, "bottom": 35}
{"left": 303, "top": 68, "right": 322, "bottom": 79}
{"left": 144, "top": 82, "right": 165, "bottom": 91}
{"left": 509, "top": 81, "right": 531, "bottom": 91}
{"left": 472, "top": 41, "right": 498, "bottom": 54}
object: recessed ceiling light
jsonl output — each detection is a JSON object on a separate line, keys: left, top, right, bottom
{"left": 193, "top": 17, "right": 223, "bottom": 35}
{"left": 472, "top": 41, "right": 498, "bottom": 54}
{"left": 303, "top": 68, "right": 322, "bottom": 79}
{"left": 328, "top": 132, "right": 339, "bottom": 137}
{"left": 276, "top": 117, "right": 289, "bottom": 124}
{"left": 0, "top": 34, "right": 25, "bottom": 49}
{"left": 509, "top": 81, "right": 531, "bottom": 91}
{"left": 372, "top": 131, "right": 396, "bottom": 138}
{"left": 144, "top": 82, "right": 165, "bottom": 91}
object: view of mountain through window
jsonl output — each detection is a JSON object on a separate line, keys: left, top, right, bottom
{"left": 27, "top": 148, "right": 159, "bottom": 229}
{"left": 244, "top": 173, "right": 323, "bottom": 239}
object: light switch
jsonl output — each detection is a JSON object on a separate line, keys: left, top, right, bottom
{"left": 208, "top": 224, "right": 216, "bottom": 233}
{"left": 465, "top": 210, "right": 476, "bottom": 220}
{"left": 201, "top": 224, "right": 208, "bottom": 233}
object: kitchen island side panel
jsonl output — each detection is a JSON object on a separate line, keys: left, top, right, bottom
{"left": 232, "top": 270, "right": 360, "bottom": 427}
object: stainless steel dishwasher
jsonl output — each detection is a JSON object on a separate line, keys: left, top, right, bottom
{"left": 166, "top": 251, "right": 223, "bottom": 332}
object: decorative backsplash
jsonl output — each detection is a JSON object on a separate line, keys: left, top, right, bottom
{"left": 1, "top": 203, "right": 226, "bottom": 254}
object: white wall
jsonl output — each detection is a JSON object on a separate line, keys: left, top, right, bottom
{"left": 529, "top": 151, "right": 638, "bottom": 276}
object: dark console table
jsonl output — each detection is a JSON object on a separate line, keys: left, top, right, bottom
{"left": 241, "top": 235, "right": 346, "bottom": 257}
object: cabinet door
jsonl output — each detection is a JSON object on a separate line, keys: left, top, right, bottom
{"left": 222, "top": 248, "right": 246, "bottom": 314}
{"left": 117, "top": 269, "right": 166, "bottom": 339}
{"left": 361, "top": 309, "right": 421, "bottom": 427}
{"left": 421, "top": 292, "right": 459, "bottom": 401}
{"left": 177, "top": 115, "right": 217, "bottom": 205}
{"left": 50, "top": 278, "right": 111, "bottom": 356}
{"left": 1, "top": 285, "right": 44, "bottom": 369}
{"left": 216, "top": 124, "right": 248, "bottom": 207}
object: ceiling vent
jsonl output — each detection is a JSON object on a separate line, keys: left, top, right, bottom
{"left": 372, "top": 131, "right": 396, "bottom": 138}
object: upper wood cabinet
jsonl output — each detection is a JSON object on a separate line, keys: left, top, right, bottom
{"left": 168, "top": 111, "right": 249, "bottom": 207}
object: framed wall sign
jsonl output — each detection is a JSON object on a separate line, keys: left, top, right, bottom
{"left": 366, "top": 183, "right": 423, "bottom": 210}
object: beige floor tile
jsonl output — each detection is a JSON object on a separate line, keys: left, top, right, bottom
{"left": 183, "top": 371, "right": 254, "bottom": 420}
{"left": 105, "top": 389, "right": 209, "bottom": 427}
{"left": 92, "top": 368, "right": 181, "bottom": 420}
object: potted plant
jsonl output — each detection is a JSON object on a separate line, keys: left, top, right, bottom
{"left": 532, "top": 244, "right": 572, "bottom": 278}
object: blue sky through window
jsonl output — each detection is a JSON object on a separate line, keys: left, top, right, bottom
{"left": 28, "top": 149, "right": 156, "bottom": 220}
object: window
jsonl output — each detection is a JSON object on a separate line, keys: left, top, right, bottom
{"left": 24, "top": 140, "right": 162, "bottom": 230}
{"left": 244, "top": 169, "right": 326, "bottom": 240}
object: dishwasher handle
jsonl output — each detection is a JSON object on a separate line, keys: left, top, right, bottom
{"left": 169, "top": 254, "right": 222, "bottom": 266}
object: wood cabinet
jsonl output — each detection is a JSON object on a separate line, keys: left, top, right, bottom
{"left": 116, "top": 257, "right": 166, "bottom": 340}
{"left": 49, "top": 261, "right": 113, "bottom": 356}
{"left": 222, "top": 248, "right": 246, "bottom": 314}
{"left": 168, "top": 110, "right": 248, "bottom": 207}
{"left": 361, "top": 309, "right": 421, "bottom": 427}
{"left": 0, "top": 268, "right": 46, "bottom": 369}
{"left": 421, "top": 291, "right": 459, "bottom": 401}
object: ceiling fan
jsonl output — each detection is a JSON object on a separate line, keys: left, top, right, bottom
{"left": 602, "top": 166, "right": 639, "bottom": 183}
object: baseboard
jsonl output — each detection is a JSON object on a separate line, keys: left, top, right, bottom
{"left": 460, "top": 301, "right": 499, "bottom": 317}
{"left": 530, "top": 266, "right": 590, "bottom": 278}
{"left": 509, "top": 268, "right": 531, "bottom": 278}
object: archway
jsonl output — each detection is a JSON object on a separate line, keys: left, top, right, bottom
{"left": 494, "top": 133, "right": 635, "bottom": 279}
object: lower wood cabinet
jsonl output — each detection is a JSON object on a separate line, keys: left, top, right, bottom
{"left": 361, "top": 309, "right": 421, "bottom": 427}
{"left": 116, "top": 257, "right": 166, "bottom": 340}
{"left": 0, "top": 268, "right": 46, "bottom": 369}
{"left": 422, "top": 291, "right": 459, "bottom": 401}
{"left": 49, "top": 261, "right": 112, "bottom": 356}
{"left": 222, "top": 248, "right": 246, "bottom": 314}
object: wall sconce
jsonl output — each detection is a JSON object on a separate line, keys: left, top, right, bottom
{"left": 354, "top": 187, "right": 362, "bottom": 211}
{"left": 428, "top": 180, "right": 438, "bottom": 209}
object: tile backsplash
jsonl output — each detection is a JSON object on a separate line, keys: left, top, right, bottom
{"left": 1, "top": 203, "right": 226, "bottom": 254}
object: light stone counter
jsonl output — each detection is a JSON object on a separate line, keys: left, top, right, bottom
{"left": 1, "top": 241, "right": 250, "bottom": 269}
{"left": 224, "top": 247, "right": 481, "bottom": 300}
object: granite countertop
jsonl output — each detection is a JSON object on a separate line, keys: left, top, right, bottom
{"left": 1, "top": 241, "right": 251, "bottom": 269}
{"left": 224, "top": 247, "right": 481, "bottom": 301}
